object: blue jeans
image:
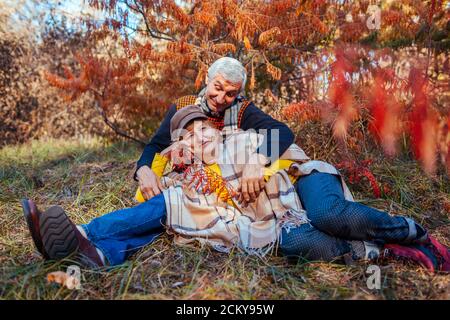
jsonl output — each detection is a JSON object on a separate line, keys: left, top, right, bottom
{"left": 279, "top": 171, "right": 423, "bottom": 261}
{"left": 81, "top": 193, "right": 166, "bottom": 266}
{"left": 82, "top": 172, "right": 424, "bottom": 265}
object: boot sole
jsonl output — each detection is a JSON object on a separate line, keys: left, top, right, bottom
{"left": 40, "top": 206, "right": 79, "bottom": 260}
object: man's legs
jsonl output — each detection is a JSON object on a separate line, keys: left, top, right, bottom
{"left": 79, "top": 193, "right": 167, "bottom": 266}
{"left": 293, "top": 171, "right": 426, "bottom": 244}
{"left": 279, "top": 223, "right": 374, "bottom": 262}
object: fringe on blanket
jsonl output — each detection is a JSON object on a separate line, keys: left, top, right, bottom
{"left": 231, "top": 209, "right": 311, "bottom": 258}
{"left": 278, "top": 208, "right": 310, "bottom": 233}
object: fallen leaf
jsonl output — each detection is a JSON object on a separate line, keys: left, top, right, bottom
{"left": 47, "top": 271, "right": 81, "bottom": 290}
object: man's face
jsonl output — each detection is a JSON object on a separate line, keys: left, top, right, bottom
{"left": 204, "top": 74, "right": 242, "bottom": 114}
{"left": 182, "top": 120, "right": 221, "bottom": 164}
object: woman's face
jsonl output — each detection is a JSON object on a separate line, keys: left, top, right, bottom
{"left": 182, "top": 120, "right": 221, "bottom": 164}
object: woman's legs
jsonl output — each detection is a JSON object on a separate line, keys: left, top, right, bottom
{"left": 294, "top": 171, "right": 426, "bottom": 244}
{"left": 80, "top": 193, "right": 167, "bottom": 265}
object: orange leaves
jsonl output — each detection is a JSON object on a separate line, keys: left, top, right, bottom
{"left": 44, "top": 65, "right": 90, "bottom": 102}
{"left": 249, "top": 58, "right": 256, "bottom": 90}
{"left": 134, "top": 42, "right": 153, "bottom": 61}
{"left": 193, "top": 2, "right": 218, "bottom": 29}
{"left": 165, "top": 40, "right": 194, "bottom": 66}
{"left": 258, "top": 27, "right": 281, "bottom": 47}
{"left": 182, "top": 164, "right": 237, "bottom": 203}
{"left": 211, "top": 43, "right": 236, "bottom": 55}
{"left": 310, "top": 16, "right": 328, "bottom": 34}
{"left": 243, "top": 36, "right": 252, "bottom": 51}
{"left": 44, "top": 71, "right": 68, "bottom": 90}
{"left": 45, "top": 53, "right": 145, "bottom": 118}
{"left": 265, "top": 61, "right": 281, "bottom": 80}
{"left": 167, "top": 40, "right": 191, "bottom": 54}
{"left": 282, "top": 101, "right": 320, "bottom": 123}
{"left": 195, "top": 65, "right": 207, "bottom": 90}
{"left": 382, "top": 10, "right": 402, "bottom": 26}
{"left": 162, "top": 0, "right": 191, "bottom": 26}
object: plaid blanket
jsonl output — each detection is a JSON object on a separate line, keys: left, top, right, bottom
{"left": 161, "top": 131, "right": 354, "bottom": 256}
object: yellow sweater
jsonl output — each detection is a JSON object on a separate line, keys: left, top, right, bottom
{"left": 135, "top": 153, "right": 297, "bottom": 204}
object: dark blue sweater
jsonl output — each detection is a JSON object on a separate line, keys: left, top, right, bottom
{"left": 134, "top": 101, "right": 294, "bottom": 180}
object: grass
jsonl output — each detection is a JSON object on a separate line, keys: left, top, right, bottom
{"left": 0, "top": 137, "right": 449, "bottom": 300}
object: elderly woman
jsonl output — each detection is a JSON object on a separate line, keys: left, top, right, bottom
{"left": 22, "top": 106, "right": 449, "bottom": 271}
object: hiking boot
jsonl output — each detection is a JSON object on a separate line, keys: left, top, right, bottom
{"left": 39, "top": 205, "right": 105, "bottom": 268}
{"left": 21, "top": 199, "right": 49, "bottom": 259}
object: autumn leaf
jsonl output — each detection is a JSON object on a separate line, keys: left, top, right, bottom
{"left": 259, "top": 27, "right": 281, "bottom": 47}
{"left": 243, "top": 36, "right": 252, "bottom": 51}
{"left": 266, "top": 61, "right": 281, "bottom": 80}
{"left": 47, "top": 271, "right": 81, "bottom": 290}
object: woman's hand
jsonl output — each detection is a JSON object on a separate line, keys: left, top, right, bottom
{"left": 237, "top": 153, "right": 268, "bottom": 206}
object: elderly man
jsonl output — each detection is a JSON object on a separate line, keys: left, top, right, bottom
{"left": 135, "top": 57, "right": 294, "bottom": 203}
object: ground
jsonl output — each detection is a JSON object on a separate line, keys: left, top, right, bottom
{"left": 0, "top": 137, "right": 449, "bottom": 299}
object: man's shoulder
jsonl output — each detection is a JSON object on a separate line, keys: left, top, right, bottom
{"left": 174, "top": 95, "right": 198, "bottom": 110}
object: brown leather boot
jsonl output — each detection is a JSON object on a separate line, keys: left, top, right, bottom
{"left": 39, "top": 205, "right": 105, "bottom": 268}
{"left": 21, "top": 199, "right": 49, "bottom": 259}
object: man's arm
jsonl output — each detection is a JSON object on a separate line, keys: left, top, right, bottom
{"left": 134, "top": 104, "right": 178, "bottom": 181}
{"left": 240, "top": 103, "right": 295, "bottom": 164}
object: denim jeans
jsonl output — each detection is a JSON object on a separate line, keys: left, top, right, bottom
{"left": 81, "top": 193, "right": 166, "bottom": 266}
{"left": 82, "top": 171, "right": 423, "bottom": 265}
{"left": 279, "top": 171, "right": 423, "bottom": 261}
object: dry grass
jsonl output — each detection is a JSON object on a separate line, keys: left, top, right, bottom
{"left": 0, "top": 137, "right": 449, "bottom": 300}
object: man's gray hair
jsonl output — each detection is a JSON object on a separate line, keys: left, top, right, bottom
{"left": 207, "top": 57, "right": 247, "bottom": 92}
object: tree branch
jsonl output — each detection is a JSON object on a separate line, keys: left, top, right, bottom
{"left": 93, "top": 100, "right": 146, "bottom": 146}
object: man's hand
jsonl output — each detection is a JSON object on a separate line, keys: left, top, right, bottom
{"left": 136, "top": 166, "right": 163, "bottom": 200}
{"left": 237, "top": 154, "right": 268, "bottom": 206}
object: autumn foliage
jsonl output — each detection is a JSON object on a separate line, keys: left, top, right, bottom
{"left": 43, "top": 0, "right": 449, "bottom": 177}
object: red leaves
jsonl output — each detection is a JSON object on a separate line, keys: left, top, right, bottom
{"left": 408, "top": 67, "right": 439, "bottom": 174}
{"left": 182, "top": 165, "right": 237, "bottom": 202}
{"left": 325, "top": 46, "right": 450, "bottom": 176}
{"left": 439, "top": 116, "right": 450, "bottom": 173}
{"left": 327, "top": 46, "right": 358, "bottom": 139}
{"left": 368, "top": 71, "right": 402, "bottom": 156}
{"left": 335, "top": 159, "right": 383, "bottom": 198}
